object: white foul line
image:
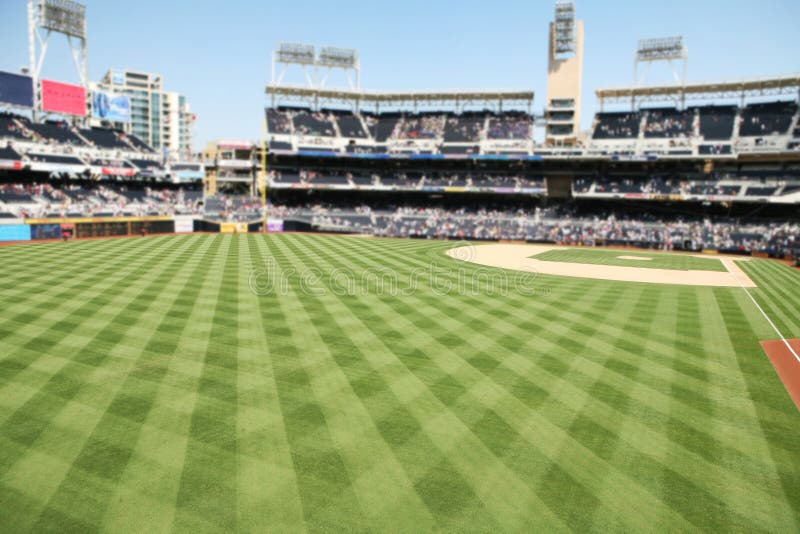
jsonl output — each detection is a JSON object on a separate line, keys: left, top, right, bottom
{"left": 726, "top": 259, "right": 800, "bottom": 365}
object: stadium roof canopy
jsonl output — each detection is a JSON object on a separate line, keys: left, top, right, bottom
{"left": 595, "top": 73, "right": 800, "bottom": 108}
{"left": 266, "top": 84, "right": 534, "bottom": 112}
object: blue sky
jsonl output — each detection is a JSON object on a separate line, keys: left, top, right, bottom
{"left": 1, "top": 0, "right": 798, "bottom": 150}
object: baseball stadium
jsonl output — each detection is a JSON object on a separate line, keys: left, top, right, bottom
{"left": 1, "top": 1, "right": 799, "bottom": 532}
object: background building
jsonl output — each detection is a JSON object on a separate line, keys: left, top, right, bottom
{"left": 90, "top": 69, "right": 195, "bottom": 158}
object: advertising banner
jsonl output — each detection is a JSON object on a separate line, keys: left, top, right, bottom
{"left": 92, "top": 90, "right": 131, "bottom": 122}
{"left": 29, "top": 161, "right": 86, "bottom": 174}
{"left": 217, "top": 140, "right": 253, "bottom": 150}
{"left": 41, "top": 79, "right": 86, "bottom": 116}
{"left": 0, "top": 159, "right": 23, "bottom": 171}
{"left": 0, "top": 224, "right": 31, "bottom": 242}
{"left": 97, "top": 166, "right": 135, "bottom": 177}
{"left": 220, "top": 222, "right": 248, "bottom": 234}
{"left": 31, "top": 224, "right": 62, "bottom": 240}
{"left": 174, "top": 216, "right": 195, "bottom": 233}
{"left": 174, "top": 170, "right": 204, "bottom": 182}
{"left": 0, "top": 71, "right": 34, "bottom": 107}
{"left": 267, "top": 219, "right": 284, "bottom": 232}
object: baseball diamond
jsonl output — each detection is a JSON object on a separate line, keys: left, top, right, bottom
{"left": 1, "top": 233, "right": 799, "bottom": 532}
{"left": 1, "top": 0, "right": 800, "bottom": 532}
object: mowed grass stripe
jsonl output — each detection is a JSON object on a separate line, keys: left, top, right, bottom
{"left": 281, "top": 234, "right": 561, "bottom": 531}
{"left": 327, "top": 236, "right": 770, "bottom": 451}
{"left": 172, "top": 235, "right": 241, "bottom": 532}
{"left": 738, "top": 260, "right": 800, "bottom": 338}
{"left": 26, "top": 235, "right": 217, "bottom": 532}
{"left": 334, "top": 236, "right": 752, "bottom": 532}
{"left": 92, "top": 235, "right": 227, "bottom": 532}
{"left": 338, "top": 236, "right": 765, "bottom": 430}
{"left": 0, "top": 234, "right": 798, "bottom": 532}
{"left": 235, "top": 236, "right": 306, "bottom": 532}
{"left": 0, "top": 236, "right": 174, "bottom": 322}
{"left": 1, "top": 235, "right": 207, "bottom": 533}
{"left": 310, "top": 236, "right": 788, "bottom": 532}
{"left": 249, "top": 236, "right": 367, "bottom": 532}
{"left": 0, "top": 234, "right": 196, "bottom": 430}
{"left": 262, "top": 235, "right": 444, "bottom": 532}
{"left": 100, "top": 235, "right": 236, "bottom": 533}
{"left": 713, "top": 288, "right": 800, "bottom": 530}
{"left": 358, "top": 236, "right": 749, "bottom": 391}
{"left": 294, "top": 234, "right": 694, "bottom": 531}
{"left": 0, "top": 236, "right": 179, "bottom": 357}
{"left": 0, "top": 236, "right": 151, "bottom": 290}
{"left": 697, "top": 287, "right": 800, "bottom": 528}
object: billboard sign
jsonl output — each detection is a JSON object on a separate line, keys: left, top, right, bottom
{"left": 0, "top": 224, "right": 31, "bottom": 242}
{"left": 267, "top": 219, "right": 284, "bottom": 232}
{"left": 92, "top": 90, "right": 131, "bottom": 122}
{"left": 0, "top": 71, "right": 34, "bottom": 108}
{"left": 41, "top": 79, "right": 86, "bottom": 116}
{"left": 174, "top": 216, "right": 195, "bottom": 233}
{"left": 0, "top": 159, "right": 23, "bottom": 171}
{"left": 174, "top": 170, "right": 204, "bottom": 182}
{"left": 217, "top": 140, "right": 253, "bottom": 150}
{"left": 100, "top": 166, "right": 135, "bottom": 177}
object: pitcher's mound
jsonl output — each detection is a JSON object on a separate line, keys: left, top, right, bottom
{"left": 617, "top": 255, "right": 652, "bottom": 261}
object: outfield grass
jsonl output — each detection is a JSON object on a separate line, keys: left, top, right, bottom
{"left": 531, "top": 248, "right": 728, "bottom": 272}
{"left": 0, "top": 233, "right": 799, "bottom": 532}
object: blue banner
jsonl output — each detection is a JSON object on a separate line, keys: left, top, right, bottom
{"left": 0, "top": 224, "right": 31, "bottom": 242}
{"left": 0, "top": 71, "right": 34, "bottom": 108}
{"left": 92, "top": 90, "right": 131, "bottom": 122}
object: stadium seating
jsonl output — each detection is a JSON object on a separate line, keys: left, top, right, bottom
{"left": 0, "top": 146, "right": 22, "bottom": 160}
{"left": 0, "top": 114, "right": 32, "bottom": 142}
{"left": 26, "top": 121, "right": 84, "bottom": 146}
{"left": 267, "top": 109, "right": 293, "bottom": 134}
{"left": 643, "top": 108, "right": 695, "bottom": 138}
{"left": 265, "top": 200, "right": 800, "bottom": 255}
{"left": 364, "top": 113, "right": 401, "bottom": 142}
{"left": 592, "top": 112, "right": 641, "bottom": 139}
{"left": 739, "top": 101, "right": 797, "bottom": 136}
{"left": 28, "top": 153, "right": 85, "bottom": 165}
{"left": 443, "top": 112, "right": 486, "bottom": 142}
{"left": 393, "top": 113, "right": 446, "bottom": 139}
{"left": 486, "top": 113, "right": 533, "bottom": 139}
{"left": 80, "top": 128, "right": 134, "bottom": 150}
{"left": 125, "top": 134, "right": 155, "bottom": 153}
{"left": 331, "top": 110, "right": 368, "bottom": 138}
{"left": 292, "top": 110, "right": 337, "bottom": 137}
{"left": 696, "top": 105, "right": 737, "bottom": 140}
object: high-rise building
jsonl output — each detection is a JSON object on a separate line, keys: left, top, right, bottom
{"left": 90, "top": 69, "right": 195, "bottom": 158}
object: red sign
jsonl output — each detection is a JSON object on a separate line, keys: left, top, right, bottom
{"left": 102, "top": 167, "right": 135, "bottom": 176}
{"left": 41, "top": 79, "right": 86, "bottom": 116}
{"left": 0, "top": 160, "right": 22, "bottom": 170}
{"left": 217, "top": 139, "right": 252, "bottom": 150}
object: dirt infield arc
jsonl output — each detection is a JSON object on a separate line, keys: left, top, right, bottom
{"left": 446, "top": 243, "right": 757, "bottom": 287}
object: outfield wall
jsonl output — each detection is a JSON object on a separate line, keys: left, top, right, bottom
{"left": 0, "top": 216, "right": 204, "bottom": 242}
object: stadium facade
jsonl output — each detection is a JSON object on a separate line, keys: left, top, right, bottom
{"left": 0, "top": 0, "right": 797, "bottom": 260}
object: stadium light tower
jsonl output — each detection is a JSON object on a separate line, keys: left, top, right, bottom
{"left": 545, "top": 0, "right": 583, "bottom": 147}
{"left": 634, "top": 36, "right": 687, "bottom": 87}
{"left": 27, "top": 0, "right": 88, "bottom": 120}
{"left": 317, "top": 47, "right": 359, "bottom": 90}
{"left": 271, "top": 42, "right": 360, "bottom": 91}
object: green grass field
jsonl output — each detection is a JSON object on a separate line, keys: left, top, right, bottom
{"left": 531, "top": 248, "right": 728, "bottom": 271}
{"left": 1, "top": 233, "right": 799, "bottom": 532}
